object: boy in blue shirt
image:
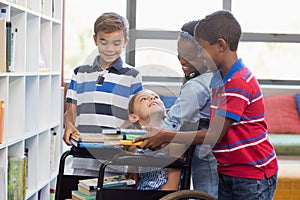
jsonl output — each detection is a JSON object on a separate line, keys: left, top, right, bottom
{"left": 63, "top": 12, "right": 143, "bottom": 176}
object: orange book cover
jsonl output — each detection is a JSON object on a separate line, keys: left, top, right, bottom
{"left": 0, "top": 100, "right": 4, "bottom": 144}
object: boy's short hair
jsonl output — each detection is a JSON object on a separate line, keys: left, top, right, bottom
{"left": 94, "top": 12, "right": 129, "bottom": 38}
{"left": 194, "top": 10, "right": 241, "bottom": 51}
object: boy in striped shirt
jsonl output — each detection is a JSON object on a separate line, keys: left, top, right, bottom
{"left": 63, "top": 12, "right": 143, "bottom": 176}
{"left": 134, "top": 10, "right": 278, "bottom": 199}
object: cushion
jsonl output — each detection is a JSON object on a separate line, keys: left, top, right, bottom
{"left": 295, "top": 94, "right": 300, "bottom": 117}
{"left": 159, "top": 95, "right": 177, "bottom": 109}
{"left": 268, "top": 134, "right": 300, "bottom": 155}
{"left": 264, "top": 95, "right": 300, "bottom": 134}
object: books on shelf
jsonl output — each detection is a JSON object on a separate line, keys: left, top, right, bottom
{"left": 8, "top": 156, "right": 25, "bottom": 200}
{"left": 50, "top": 128, "right": 57, "bottom": 171}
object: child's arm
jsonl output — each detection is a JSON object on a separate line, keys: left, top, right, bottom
{"left": 63, "top": 103, "right": 78, "bottom": 145}
{"left": 161, "top": 143, "right": 186, "bottom": 191}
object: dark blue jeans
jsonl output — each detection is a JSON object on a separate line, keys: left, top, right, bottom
{"left": 218, "top": 173, "right": 278, "bottom": 200}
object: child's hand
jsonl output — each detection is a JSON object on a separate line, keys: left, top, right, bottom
{"left": 133, "top": 126, "right": 173, "bottom": 150}
{"left": 63, "top": 123, "right": 78, "bottom": 146}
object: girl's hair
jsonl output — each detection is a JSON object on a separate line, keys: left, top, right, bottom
{"left": 178, "top": 19, "right": 199, "bottom": 46}
{"left": 94, "top": 12, "right": 129, "bottom": 38}
{"left": 181, "top": 20, "right": 199, "bottom": 36}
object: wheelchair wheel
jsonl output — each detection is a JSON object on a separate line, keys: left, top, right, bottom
{"left": 159, "top": 190, "right": 216, "bottom": 200}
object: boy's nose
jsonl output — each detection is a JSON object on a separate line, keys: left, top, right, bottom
{"left": 148, "top": 95, "right": 157, "bottom": 101}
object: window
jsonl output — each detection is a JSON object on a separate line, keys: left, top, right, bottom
{"left": 64, "top": 0, "right": 300, "bottom": 82}
{"left": 232, "top": 0, "right": 300, "bottom": 34}
{"left": 136, "top": 0, "right": 222, "bottom": 31}
{"left": 64, "top": 0, "right": 126, "bottom": 79}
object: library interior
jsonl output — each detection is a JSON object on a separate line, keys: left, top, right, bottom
{"left": 0, "top": 0, "right": 300, "bottom": 200}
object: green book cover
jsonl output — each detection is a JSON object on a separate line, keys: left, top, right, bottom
{"left": 6, "top": 21, "right": 12, "bottom": 72}
{"left": 8, "top": 156, "right": 24, "bottom": 200}
{"left": 72, "top": 190, "right": 96, "bottom": 200}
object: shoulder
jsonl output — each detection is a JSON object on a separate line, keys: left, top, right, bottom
{"left": 118, "top": 63, "right": 141, "bottom": 78}
{"left": 226, "top": 68, "right": 261, "bottom": 97}
{"left": 73, "top": 64, "right": 96, "bottom": 75}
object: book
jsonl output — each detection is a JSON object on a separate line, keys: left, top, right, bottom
{"left": 70, "top": 137, "right": 114, "bottom": 148}
{"left": 100, "top": 128, "right": 119, "bottom": 134}
{"left": 50, "top": 128, "right": 56, "bottom": 171}
{"left": 6, "top": 21, "right": 12, "bottom": 72}
{"left": 24, "top": 148, "right": 28, "bottom": 189}
{"left": 117, "top": 129, "right": 148, "bottom": 135}
{"left": 79, "top": 175, "right": 136, "bottom": 190}
{"left": 8, "top": 156, "right": 24, "bottom": 200}
{"left": 0, "top": 19, "right": 6, "bottom": 72}
{"left": 71, "top": 190, "right": 96, "bottom": 200}
{"left": 78, "top": 178, "right": 98, "bottom": 191}
{"left": 78, "top": 183, "right": 96, "bottom": 196}
{"left": 71, "top": 132, "right": 123, "bottom": 143}
{"left": 119, "top": 140, "right": 143, "bottom": 146}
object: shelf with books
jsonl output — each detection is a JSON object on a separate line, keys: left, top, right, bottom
{"left": 25, "top": 135, "right": 38, "bottom": 197}
{"left": 10, "top": 6, "right": 25, "bottom": 72}
{"left": 0, "top": 0, "right": 63, "bottom": 199}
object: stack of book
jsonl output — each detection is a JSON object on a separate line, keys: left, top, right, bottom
{"left": 71, "top": 175, "right": 136, "bottom": 200}
{"left": 70, "top": 129, "right": 147, "bottom": 148}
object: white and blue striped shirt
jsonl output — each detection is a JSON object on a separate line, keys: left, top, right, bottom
{"left": 67, "top": 55, "right": 143, "bottom": 172}
{"left": 67, "top": 55, "right": 143, "bottom": 133}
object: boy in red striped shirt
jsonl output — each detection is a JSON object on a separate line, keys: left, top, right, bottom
{"left": 135, "top": 10, "right": 278, "bottom": 200}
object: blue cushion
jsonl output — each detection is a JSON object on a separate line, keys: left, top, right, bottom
{"left": 295, "top": 94, "right": 300, "bottom": 117}
{"left": 159, "top": 95, "right": 177, "bottom": 109}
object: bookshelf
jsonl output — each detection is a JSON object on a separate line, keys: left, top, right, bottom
{"left": 0, "top": 0, "right": 63, "bottom": 200}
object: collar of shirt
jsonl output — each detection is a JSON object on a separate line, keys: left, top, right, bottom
{"left": 210, "top": 58, "right": 244, "bottom": 89}
{"left": 92, "top": 55, "right": 123, "bottom": 73}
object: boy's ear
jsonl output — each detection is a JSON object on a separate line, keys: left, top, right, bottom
{"left": 123, "top": 37, "right": 129, "bottom": 48}
{"left": 93, "top": 35, "right": 97, "bottom": 45}
{"left": 128, "top": 113, "right": 139, "bottom": 123}
{"left": 216, "top": 38, "right": 227, "bottom": 51}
